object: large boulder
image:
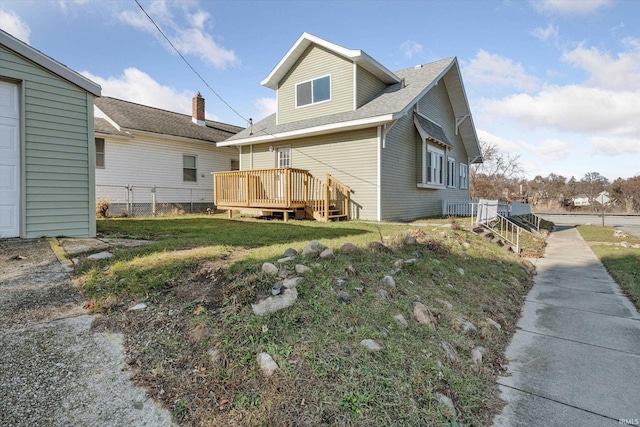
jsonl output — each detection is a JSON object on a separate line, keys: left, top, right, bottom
{"left": 251, "top": 288, "right": 298, "bottom": 316}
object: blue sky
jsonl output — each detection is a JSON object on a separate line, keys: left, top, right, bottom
{"left": 1, "top": 0, "right": 638, "bottom": 181}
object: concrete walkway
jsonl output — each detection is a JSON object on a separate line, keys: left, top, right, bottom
{"left": 492, "top": 226, "right": 640, "bottom": 426}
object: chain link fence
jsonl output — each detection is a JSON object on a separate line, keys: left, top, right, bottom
{"left": 96, "top": 185, "right": 215, "bottom": 217}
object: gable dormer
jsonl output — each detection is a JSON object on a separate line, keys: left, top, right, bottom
{"left": 262, "top": 33, "right": 400, "bottom": 125}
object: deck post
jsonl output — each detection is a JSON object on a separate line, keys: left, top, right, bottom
{"left": 284, "top": 211, "right": 289, "bottom": 222}
{"left": 228, "top": 209, "right": 233, "bottom": 219}
{"left": 324, "top": 174, "right": 330, "bottom": 221}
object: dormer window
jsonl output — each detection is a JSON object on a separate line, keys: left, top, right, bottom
{"left": 296, "top": 75, "right": 331, "bottom": 107}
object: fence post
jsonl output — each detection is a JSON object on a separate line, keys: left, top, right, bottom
{"left": 151, "top": 186, "right": 156, "bottom": 216}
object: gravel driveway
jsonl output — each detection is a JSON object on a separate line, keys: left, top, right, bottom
{"left": 0, "top": 238, "right": 175, "bottom": 427}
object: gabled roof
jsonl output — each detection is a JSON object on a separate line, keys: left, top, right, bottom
{"left": 94, "top": 118, "right": 130, "bottom": 138}
{"left": 94, "top": 97, "right": 244, "bottom": 143}
{"left": 261, "top": 32, "right": 400, "bottom": 89}
{"left": 0, "top": 29, "right": 101, "bottom": 96}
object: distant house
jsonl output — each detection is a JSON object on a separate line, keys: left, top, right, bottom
{"left": 1, "top": 29, "right": 101, "bottom": 238}
{"left": 94, "top": 94, "right": 243, "bottom": 215}
{"left": 216, "top": 33, "right": 482, "bottom": 221}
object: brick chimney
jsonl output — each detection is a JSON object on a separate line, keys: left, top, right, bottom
{"left": 192, "top": 92, "right": 205, "bottom": 126}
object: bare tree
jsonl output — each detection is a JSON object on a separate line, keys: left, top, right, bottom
{"left": 471, "top": 140, "right": 525, "bottom": 200}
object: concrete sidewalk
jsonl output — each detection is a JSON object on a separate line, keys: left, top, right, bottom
{"left": 492, "top": 226, "right": 640, "bottom": 426}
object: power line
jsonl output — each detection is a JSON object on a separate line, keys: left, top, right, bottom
{"left": 134, "top": 0, "right": 249, "bottom": 125}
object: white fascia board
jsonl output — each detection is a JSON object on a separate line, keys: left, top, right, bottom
{"left": 217, "top": 114, "right": 396, "bottom": 147}
{"left": 121, "top": 128, "right": 221, "bottom": 147}
{"left": 1, "top": 30, "right": 101, "bottom": 96}
{"left": 94, "top": 106, "right": 123, "bottom": 132}
{"left": 261, "top": 32, "right": 399, "bottom": 89}
{"left": 95, "top": 132, "right": 132, "bottom": 141}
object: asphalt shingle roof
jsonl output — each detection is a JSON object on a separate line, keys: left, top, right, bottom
{"left": 415, "top": 114, "right": 452, "bottom": 147}
{"left": 227, "top": 57, "right": 455, "bottom": 142}
{"left": 94, "top": 97, "right": 244, "bottom": 143}
{"left": 94, "top": 118, "right": 129, "bottom": 137}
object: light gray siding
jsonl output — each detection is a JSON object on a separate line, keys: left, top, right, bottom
{"left": 242, "top": 128, "right": 379, "bottom": 220}
{"left": 0, "top": 45, "right": 95, "bottom": 238}
{"left": 277, "top": 45, "right": 353, "bottom": 125}
{"left": 381, "top": 80, "right": 470, "bottom": 221}
{"left": 356, "top": 65, "right": 387, "bottom": 108}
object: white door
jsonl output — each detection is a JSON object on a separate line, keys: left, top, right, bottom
{"left": 0, "top": 81, "right": 20, "bottom": 238}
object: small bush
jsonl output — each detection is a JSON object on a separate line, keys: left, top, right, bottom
{"left": 96, "top": 199, "right": 111, "bottom": 218}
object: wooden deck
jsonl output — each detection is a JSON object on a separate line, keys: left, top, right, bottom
{"left": 213, "top": 168, "right": 350, "bottom": 221}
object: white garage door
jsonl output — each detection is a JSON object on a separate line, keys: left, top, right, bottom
{"left": 0, "top": 81, "right": 20, "bottom": 238}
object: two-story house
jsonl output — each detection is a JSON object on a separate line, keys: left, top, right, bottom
{"left": 216, "top": 32, "right": 482, "bottom": 221}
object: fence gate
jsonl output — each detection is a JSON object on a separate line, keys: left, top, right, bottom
{"left": 476, "top": 199, "right": 499, "bottom": 224}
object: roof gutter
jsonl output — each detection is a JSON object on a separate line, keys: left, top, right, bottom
{"left": 218, "top": 114, "right": 396, "bottom": 147}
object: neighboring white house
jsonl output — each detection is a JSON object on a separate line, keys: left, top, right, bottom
{"left": 572, "top": 195, "right": 590, "bottom": 207}
{"left": 1, "top": 29, "right": 101, "bottom": 238}
{"left": 94, "top": 94, "right": 243, "bottom": 215}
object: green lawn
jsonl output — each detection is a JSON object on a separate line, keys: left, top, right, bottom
{"left": 577, "top": 225, "right": 640, "bottom": 308}
{"left": 78, "top": 214, "right": 536, "bottom": 426}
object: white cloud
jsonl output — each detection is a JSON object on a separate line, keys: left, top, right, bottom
{"left": 0, "top": 8, "right": 31, "bottom": 43}
{"left": 532, "top": 0, "right": 612, "bottom": 15}
{"left": 590, "top": 136, "right": 640, "bottom": 156}
{"left": 530, "top": 24, "right": 559, "bottom": 42}
{"left": 400, "top": 40, "right": 423, "bottom": 59}
{"left": 476, "top": 129, "right": 523, "bottom": 153}
{"left": 464, "top": 50, "right": 539, "bottom": 92}
{"left": 117, "top": 2, "right": 237, "bottom": 69}
{"left": 253, "top": 97, "right": 277, "bottom": 121}
{"left": 81, "top": 67, "right": 218, "bottom": 120}
{"left": 536, "top": 138, "right": 572, "bottom": 160}
{"left": 480, "top": 85, "right": 640, "bottom": 136}
{"left": 562, "top": 38, "right": 640, "bottom": 91}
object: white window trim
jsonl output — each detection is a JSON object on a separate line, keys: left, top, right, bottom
{"left": 183, "top": 154, "right": 197, "bottom": 183}
{"left": 275, "top": 145, "right": 292, "bottom": 168}
{"left": 460, "top": 163, "right": 469, "bottom": 189}
{"left": 95, "top": 138, "right": 105, "bottom": 169}
{"left": 447, "top": 156, "right": 456, "bottom": 188}
{"left": 426, "top": 145, "right": 445, "bottom": 187}
{"left": 295, "top": 74, "right": 331, "bottom": 109}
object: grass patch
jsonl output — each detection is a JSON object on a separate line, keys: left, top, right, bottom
{"left": 80, "top": 215, "right": 538, "bottom": 426}
{"left": 577, "top": 225, "right": 640, "bottom": 308}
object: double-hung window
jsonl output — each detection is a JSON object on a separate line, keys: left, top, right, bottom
{"left": 427, "top": 146, "right": 445, "bottom": 186}
{"left": 447, "top": 157, "right": 456, "bottom": 187}
{"left": 296, "top": 75, "right": 331, "bottom": 107}
{"left": 460, "top": 163, "right": 468, "bottom": 189}
{"left": 95, "top": 138, "right": 105, "bottom": 169}
{"left": 183, "top": 155, "right": 197, "bottom": 182}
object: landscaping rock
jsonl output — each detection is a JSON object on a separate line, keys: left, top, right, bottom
{"left": 367, "top": 241, "right": 391, "bottom": 253}
{"left": 460, "top": 320, "right": 477, "bottom": 334}
{"left": 393, "top": 314, "right": 408, "bottom": 329}
{"left": 457, "top": 268, "right": 465, "bottom": 276}
{"left": 412, "top": 250, "right": 424, "bottom": 258}
{"left": 435, "top": 392, "right": 456, "bottom": 414}
{"left": 308, "top": 240, "right": 328, "bottom": 252}
{"left": 127, "top": 303, "right": 147, "bottom": 311}
{"left": 295, "top": 264, "right": 311, "bottom": 274}
{"left": 360, "top": 339, "right": 383, "bottom": 352}
{"left": 345, "top": 264, "right": 357, "bottom": 276}
{"left": 382, "top": 275, "right": 396, "bottom": 288}
{"left": 404, "top": 236, "right": 418, "bottom": 245}
{"left": 262, "top": 262, "right": 278, "bottom": 275}
{"left": 471, "top": 346, "right": 485, "bottom": 366}
{"left": 376, "top": 288, "right": 390, "bottom": 302}
{"left": 282, "top": 277, "right": 303, "bottom": 289}
{"left": 336, "top": 291, "right": 350, "bottom": 303}
{"left": 436, "top": 298, "right": 453, "bottom": 310}
{"left": 208, "top": 349, "right": 221, "bottom": 365}
{"left": 614, "top": 229, "right": 628, "bottom": 238}
{"left": 462, "top": 242, "right": 471, "bottom": 249}
{"left": 482, "top": 304, "right": 495, "bottom": 314}
{"left": 340, "top": 242, "right": 360, "bottom": 254}
{"left": 621, "top": 241, "right": 630, "bottom": 248}
{"left": 487, "top": 318, "right": 502, "bottom": 330}
{"left": 251, "top": 288, "right": 298, "bottom": 316}
{"left": 188, "top": 325, "right": 210, "bottom": 342}
{"left": 319, "top": 248, "right": 334, "bottom": 259}
{"left": 413, "top": 303, "right": 436, "bottom": 329}
{"left": 393, "top": 259, "right": 404, "bottom": 269}
{"left": 334, "top": 277, "right": 349, "bottom": 287}
{"left": 87, "top": 251, "right": 113, "bottom": 260}
{"left": 257, "top": 352, "right": 279, "bottom": 377}
{"left": 301, "top": 247, "right": 319, "bottom": 258}
{"left": 403, "top": 258, "right": 417, "bottom": 265}
{"left": 277, "top": 256, "right": 295, "bottom": 263}
{"left": 278, "top": 268, "right": 292, "bottom": 278}
{"left": 438, "top": 341, "right": 458, "bottom": 362}
{"left": 283, "top": 247, "right": 298, "bottom": 257}
{"left": 271, "top": 285, "right": 281, "bottom": 295}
